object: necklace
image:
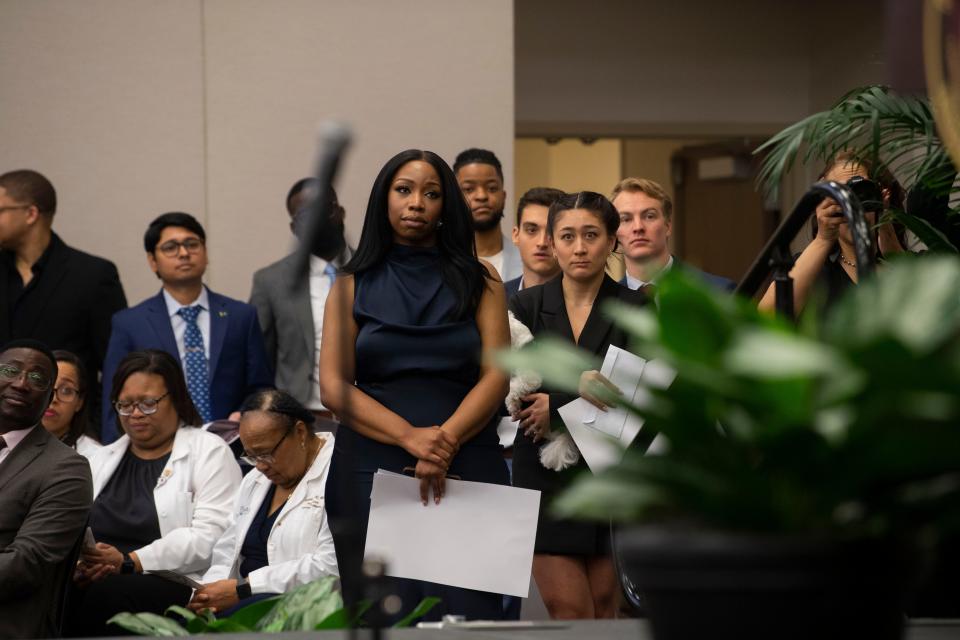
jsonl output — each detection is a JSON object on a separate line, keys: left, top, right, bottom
{"left": 839, "top": 253, "right": 856, "bottom": 268}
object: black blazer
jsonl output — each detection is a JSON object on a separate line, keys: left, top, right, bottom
{"left": 0, "top": 427, "right": 93, "bottom": 638}
{"left": 509, "top": 274, "right": 648, "bottom": 423}
{"left": 0, "top": 233, "right": 127, "bottom": 401}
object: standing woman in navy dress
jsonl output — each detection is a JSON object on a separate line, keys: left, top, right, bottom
{"left": 320, "top": 149, "right": 510, "bottom": 621}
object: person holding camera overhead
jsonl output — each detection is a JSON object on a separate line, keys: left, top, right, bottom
{"left": 758, "top": 151, "right": 906, "bottom": 315}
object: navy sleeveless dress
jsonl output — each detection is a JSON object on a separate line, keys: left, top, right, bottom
{"left": 325, "top": 244, "right": 509, "bottom": 622}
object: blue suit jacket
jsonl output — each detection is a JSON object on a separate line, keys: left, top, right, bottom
{"left": 100, "top": 289, "right": 274, "bottom": 442}
{"left": 503, "top": 276, "right": 522, "bottom": 301}
{"left": 620, "top": 257, "right": 736, "bottom": 292}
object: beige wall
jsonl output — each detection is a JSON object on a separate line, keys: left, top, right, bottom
{"left": 513, "top": 138, "right": 622, "bottom": 213}
{"left": 0, "top": 0, "right": 514, "bottom": 302}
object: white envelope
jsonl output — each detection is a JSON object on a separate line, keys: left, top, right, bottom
{"left": 364, "top": 471, "right": 540, "bottom": 598}
{"left": 560, "top": 346, "right": 675, "bottom": 473}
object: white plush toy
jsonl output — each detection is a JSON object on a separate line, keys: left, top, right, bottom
{"left": 506, "top": 311, "right": 580, "bottom": 471}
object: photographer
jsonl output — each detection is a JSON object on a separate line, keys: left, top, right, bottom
{"left": 758, "top": 152, "right": 906, "bottom": 315}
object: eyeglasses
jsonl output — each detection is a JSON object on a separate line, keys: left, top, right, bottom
{"left": 53, "top": 385, "right": 82, "bottom": 402}
{"left": 0, "top": 204, "right": 30, "bottom": 215}
{"left": 0, "top": 363, "right": 52, "bottom": 391}
{"left": 157, "top": 238, "right": 204, "bottom": 258}
{"left": 240, "top": 430, "right": 290, "bottom": 466}
{"left": 115, "top": 392, "right": 170, "bottom": 416}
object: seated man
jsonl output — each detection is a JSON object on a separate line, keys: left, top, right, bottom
{"left": 0, "top": 339, "right": 93, "bottom": 639}
{"left": 611, "top": 178, "right": 735, "bottom": 293}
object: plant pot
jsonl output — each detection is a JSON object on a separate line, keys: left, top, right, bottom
{"left": 616, "top": 526, "right": 909, "bottom": 640}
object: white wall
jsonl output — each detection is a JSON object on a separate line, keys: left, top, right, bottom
{"left": 0, "top": 0, "right": 515, "bottom": 302}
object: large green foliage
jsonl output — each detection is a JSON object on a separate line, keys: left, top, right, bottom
{"left": 108, "top": 576, "right": 439, "bottom": 635}
{"left": 505, "top": 257, "right": 960, "bottom": 538}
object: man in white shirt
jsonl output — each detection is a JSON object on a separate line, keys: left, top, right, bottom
{"left": 612, "top": 177, "right": 735, "bottom": 293}
{"left": 0, "top": 338, "right": 92, "bottom": 638}
{"left": 454, "top": 148, "right": 522, "bottom": 281}
{"left": 250, "top": 179, "right": 351, "bottom": 421}
{"left": 101, "top": 213, "right": 273, "bottom": 441}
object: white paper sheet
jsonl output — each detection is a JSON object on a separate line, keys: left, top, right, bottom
{"left": 496, "top": 416, "right": 519, "bottom": 448}
{"left": 364, "top": 471, "right": 540, "bottom": 598}
{"left": 559, "top": 346, "right": 676, "bottom": 473}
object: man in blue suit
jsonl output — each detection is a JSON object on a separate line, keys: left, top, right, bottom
{"left": 101, "top": 212, "right": 273, "bottom": 442}
{"left": 502, "top": 187, "right": 564, "bottom": 300}
{"left": 611, "top": 178, "right": 736, "bottom": 293}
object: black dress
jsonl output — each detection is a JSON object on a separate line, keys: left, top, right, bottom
{"left": 509, "top": 275, "right": 648, "bottom": 555}
{"left": 325, "top": 244, "right": 509, "bottom": 622}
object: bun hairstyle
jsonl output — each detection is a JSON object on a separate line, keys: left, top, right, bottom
{"left": 546, "top": 191, "right": 621, "bottom": 239}
{"left": 240, "top": 388, "right": 315, "bottom": 431}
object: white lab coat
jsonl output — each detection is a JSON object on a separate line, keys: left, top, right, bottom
{"left": 75, "top": 434, "right": 103, "bottom": 459}
{"left": 89, "top": 426, "right": 241, "bottom": 579}
{"left": 201, "top": 434, "right": 338, "bottom": 594}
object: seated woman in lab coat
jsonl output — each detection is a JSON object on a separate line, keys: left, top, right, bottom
{"left": 188, "top": 389, "right": 337, "bottom": 615}
{"left": 66, "top": 350, "right": 242, "bottom": 638}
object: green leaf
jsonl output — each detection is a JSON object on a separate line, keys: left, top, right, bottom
{"left": 392, "top": 596, "right": 441, "bottom": 628}
{"left": 256, "top": 576, "right": 342, "bottom": 632}
{"left": 107, "top": 612, "right": 189, "bottom": 636}
{"left": 222, "top": 594, "right": 280, "bottom": 630}
{"left": 496, "top": 337, "right": 599, "bottom": 394}
{"left": 888, "top": 209, "right": 959, "bottom": 254}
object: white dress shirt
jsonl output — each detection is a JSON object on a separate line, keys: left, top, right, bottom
{"left": 625, "top": 255, "right": 674, "bottom": 291}
{"left": 307, "top": 255, "right": 337, "bottom": 410}
{"left": 163, "top": 286, "right": 211, "bottom": 361}
{"left": 0, "top": 425, "right": 35, "bottom": 466}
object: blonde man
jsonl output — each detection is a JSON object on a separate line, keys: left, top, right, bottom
{"left": 611, "top": 178, "right": 734, "bottom": 292}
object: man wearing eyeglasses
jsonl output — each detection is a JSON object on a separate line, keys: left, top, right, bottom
{"left": 101, "top": 213, "right": 273, "bottom": 442}
{"left": 0, "top": 339, "right": 93, "bottom": 639}
{"left": 248, "top": 179, "right": 352, "bottom": 424}
{"left": 0, "top": 170, "right": 127, "bottom": 434}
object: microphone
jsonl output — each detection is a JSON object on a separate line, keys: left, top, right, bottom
{"left": 289, "top": 122, "right": 352, "bottom": 290}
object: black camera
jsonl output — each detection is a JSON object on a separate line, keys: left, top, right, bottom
{"left": 846, "top": 176, "right": 884, "bottom": 213}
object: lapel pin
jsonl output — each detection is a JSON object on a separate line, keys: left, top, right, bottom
{"left": 156, "top": 468, "right": 172, "bottom": 489}
{"left": 218, "top": 310, "right": 228, "bottom": 318}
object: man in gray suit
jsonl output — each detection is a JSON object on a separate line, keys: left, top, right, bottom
{"left": 0, "top": 339, "right": 93, "bottom": 638}
{"left": 249, "top": 179, "right": 351, "bottom": 420}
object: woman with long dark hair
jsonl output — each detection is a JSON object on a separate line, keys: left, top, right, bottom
{"left": 42, "top": 350, "right": 102, "bottom": 457}
{"left": 508, "top": 192, "right": 647, "bottom": 619}
{"left": 320, "top": 149, "right": 510, "bottom": 622}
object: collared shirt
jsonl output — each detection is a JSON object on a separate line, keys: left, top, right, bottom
{"left": 306, "top": 254, "right": 338, "bottom": 410}
{"left": 163, "top": 286, "right": 211, "bottom": 361}
{"left": 0, "top": 425, "right": 36, "bottom": 466}
{"left": 624, "top": 255, "right": 674, "bottom": 291}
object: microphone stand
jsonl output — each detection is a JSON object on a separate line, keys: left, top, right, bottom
{"left": 290, "top": 124, "right": 388, "bottom": 640}
{"left": 736, "top": 181, "right": 875, "bottom": 320}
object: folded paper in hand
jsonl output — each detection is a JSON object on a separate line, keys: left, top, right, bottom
{"left": 558, "top": 345, "right": 675, "bottom": 473}
{"left": 364, "top": 470, "right": 540, "bottom": 598}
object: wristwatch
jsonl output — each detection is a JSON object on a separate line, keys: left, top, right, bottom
{"left": 120, "top": 553, "right": 136, "bottom": 575}
{"left": 236, "top": 576, "right": 252, "bottom": 599}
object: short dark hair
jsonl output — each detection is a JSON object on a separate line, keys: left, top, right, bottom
{"left": 52, "top": 350, "right": 96, "bottom": 448}
{"left": 286, "top": 178, "right": 340, "bottom": 217}
{"left": 240, "top": 389, "right": 315, "bottom": 431}
{"left": 110, "top": 349, "right": 202, "bottom": 427}
{"left": 344, "top": 149, "right": 492, "bottom": 321}
{"left": 2, "top": 338, "right": 58, "bottom": 375}
{"left": 547, "top": 191, "right": 621, "bottom": 238}
{"left": 516, "top": 187, "right": 565, "bottom": 226}
{"left": 453, "top": 148, "right": 503, "bottom": 181}
{"left": 143, "top": 212, "right": 206, "bottom": 253}
{"left": 0, "top": 169, "right": 57, "bottom": 216}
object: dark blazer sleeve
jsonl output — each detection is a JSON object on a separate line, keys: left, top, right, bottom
{"left": 241, "top": 305, "right": 275, "bottom": 405}
{"left": 89, "top": 261, "right": 127, "bottom": 375}
{"left": 249, "top": 269, "right": 278, "bottom": 373}
{"left": 101, "top": 311, "right": 135, "bottom": 442}
{"left": 0, "top": 450, "right": 92, "bottom": 599}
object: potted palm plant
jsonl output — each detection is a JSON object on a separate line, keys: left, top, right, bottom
{"left": 502, "top": 255, "right": 960, "bottom": 639}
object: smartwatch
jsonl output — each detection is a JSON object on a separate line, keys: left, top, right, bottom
{"left": 120, "top": 553, "right": 136, "bottom": 575}
{"left": 236, "top": 576, "right": 252, "bottom": 599}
